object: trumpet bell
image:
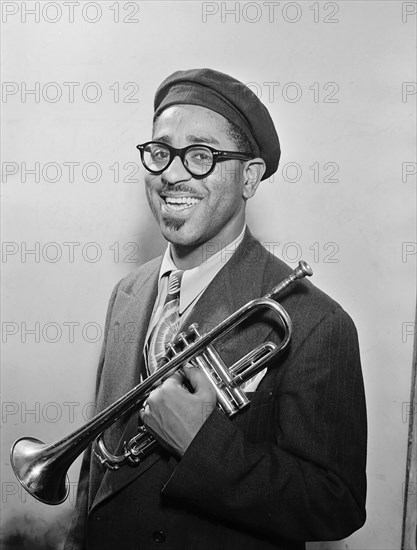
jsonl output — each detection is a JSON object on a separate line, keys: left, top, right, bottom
{"left": 11, "top": 437, "right": 69, "bottom": 505}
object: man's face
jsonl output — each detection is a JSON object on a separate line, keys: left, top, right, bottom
{"left": 145, "top": 104, "right": 248, "bottom": 251}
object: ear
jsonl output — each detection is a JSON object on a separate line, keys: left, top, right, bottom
{"left": 242, "top": 158, "right": 266, "bottom": 199}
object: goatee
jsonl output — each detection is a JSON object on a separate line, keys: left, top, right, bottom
{"left": 162, "top": 216, "right": 186, "bottom": 231}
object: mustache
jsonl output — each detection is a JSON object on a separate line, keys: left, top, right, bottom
{"left": 159, "top": 183, "right": 200, "bottom": 195}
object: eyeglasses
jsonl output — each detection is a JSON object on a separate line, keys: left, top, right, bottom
{"left": 136, "top": 141, "right": 253, "bottom": 179}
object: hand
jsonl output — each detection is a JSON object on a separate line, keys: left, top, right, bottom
{"left": 139, "top": 365, "right": 217, "bottom": 456}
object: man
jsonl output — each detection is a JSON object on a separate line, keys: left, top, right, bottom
{"left": 65, "top": 68, "right": 367, "bottom": 550}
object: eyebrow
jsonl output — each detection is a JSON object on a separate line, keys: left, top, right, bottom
{"left": 152, "top": 134, "right": 221, "bottom": 146}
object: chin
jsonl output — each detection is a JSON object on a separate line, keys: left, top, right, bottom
{"left": 161, "top": 223, "right": 201, "bottom": 248}
{"left": 161, "top": 218, "right": 188, "bottom": 240}
{"left": 161, "top": 214, "right": 187, "bottom": 230}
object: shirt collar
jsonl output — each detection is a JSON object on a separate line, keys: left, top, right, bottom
{"left": 158, "top": 225, "right": 246, "bottom": 314}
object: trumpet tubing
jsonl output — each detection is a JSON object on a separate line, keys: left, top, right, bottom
{"left": 11, "top": 261, "right": 313, "bottom": 505}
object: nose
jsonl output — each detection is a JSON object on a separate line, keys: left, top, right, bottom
{"left": 161, "top": 155, "right": 192, "bottom": 185}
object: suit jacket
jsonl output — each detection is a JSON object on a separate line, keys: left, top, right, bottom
{"left": 65, "top": 229, "right": 367, "bottom": 550}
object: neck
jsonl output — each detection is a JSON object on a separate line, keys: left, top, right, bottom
{"left": 170, "top": 222, "right": 246, "bottom": 270}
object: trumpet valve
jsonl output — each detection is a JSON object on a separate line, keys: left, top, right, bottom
{"left": 189, "top": 323, "right": 201, "bottom": 337}
{"left": 165, "top": 326, "right": 200, "bottom": 358}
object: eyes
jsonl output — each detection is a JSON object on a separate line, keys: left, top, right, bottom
{"left": 188, "top": 150, "right": 212, "bottom": 164}
{"left": 150, "top": 147, "right": 170, "bottom": 161}
{"left": 148, "top": 145, "right": 214, "bottom": 167}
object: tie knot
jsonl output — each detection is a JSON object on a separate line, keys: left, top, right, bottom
{"left": 167, "top": 270, "right": 183, "bottom": 298}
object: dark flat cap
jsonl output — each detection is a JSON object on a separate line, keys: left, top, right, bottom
{"left": 154, "top": 68, "right": 280, "bottom": 181}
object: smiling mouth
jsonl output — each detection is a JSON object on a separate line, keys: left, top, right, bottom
{"left": 163, "top": 196, "right": 202, "bottom": 211}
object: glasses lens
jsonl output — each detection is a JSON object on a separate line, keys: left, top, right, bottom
{"left": 184, "top": 146, "right": 214, "bottom": 176}
{"left": 143, "top": 143, "right": 171, "bottom": 172}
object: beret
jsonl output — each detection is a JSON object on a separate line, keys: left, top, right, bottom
{"left": 153, "top": 68, "right": 280, "bottom": 181}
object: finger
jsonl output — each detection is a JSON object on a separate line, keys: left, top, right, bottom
{"left": 138, "top": 397, "right": 150, "bottom": 421}
{"left": 159, "top": 376, "right": 183, "bottom": 394}
{"left": 182, "top": 364, "right": 211, "bottom": 393}
{"left": 168, "top": 370, "right": 185, "bottom": 385}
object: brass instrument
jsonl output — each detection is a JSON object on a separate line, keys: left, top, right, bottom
{"left": 11, "top": 261, "right": 313, "bottom": 506}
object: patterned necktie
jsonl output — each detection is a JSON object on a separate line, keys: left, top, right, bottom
{"left": 147, "top": 270, "right": 184, "bottom": 374}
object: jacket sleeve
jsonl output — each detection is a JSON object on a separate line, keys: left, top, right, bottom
{"left": 63, "top": 280, "right": 122, "bottom": 550}
{"left": 162, "top": 307, "right": 367, "bottom": 542}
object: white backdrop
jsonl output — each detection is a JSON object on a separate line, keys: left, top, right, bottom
{"left": 1, "top": 1, "right": 416, "bottom": 548}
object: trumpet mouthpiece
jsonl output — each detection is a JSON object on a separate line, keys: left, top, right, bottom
{"left": 297, "top": 261, "right": 313, "bottom": 279}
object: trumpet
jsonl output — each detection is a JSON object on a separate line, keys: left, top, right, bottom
{"left": 11, "top": 261, "right": 313, "bottom": 506}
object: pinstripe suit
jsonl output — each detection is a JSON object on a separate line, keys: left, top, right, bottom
{"left": 65, "top": 229, "right": 367, "bottom": 550}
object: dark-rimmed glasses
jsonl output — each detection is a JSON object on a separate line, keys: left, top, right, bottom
{"left": 136, "top": 141, "right": 253, "bottom": 179}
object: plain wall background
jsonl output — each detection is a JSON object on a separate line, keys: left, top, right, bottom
{"left": 1, "top": 1, "right": 416, "bottom": 548}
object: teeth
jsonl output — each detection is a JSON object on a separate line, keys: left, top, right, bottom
{"left": 164, "top": 196, "right": 201, "bottom": 210}
{"left": 165, "top": 197, "right": 200, "bottom": 205}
